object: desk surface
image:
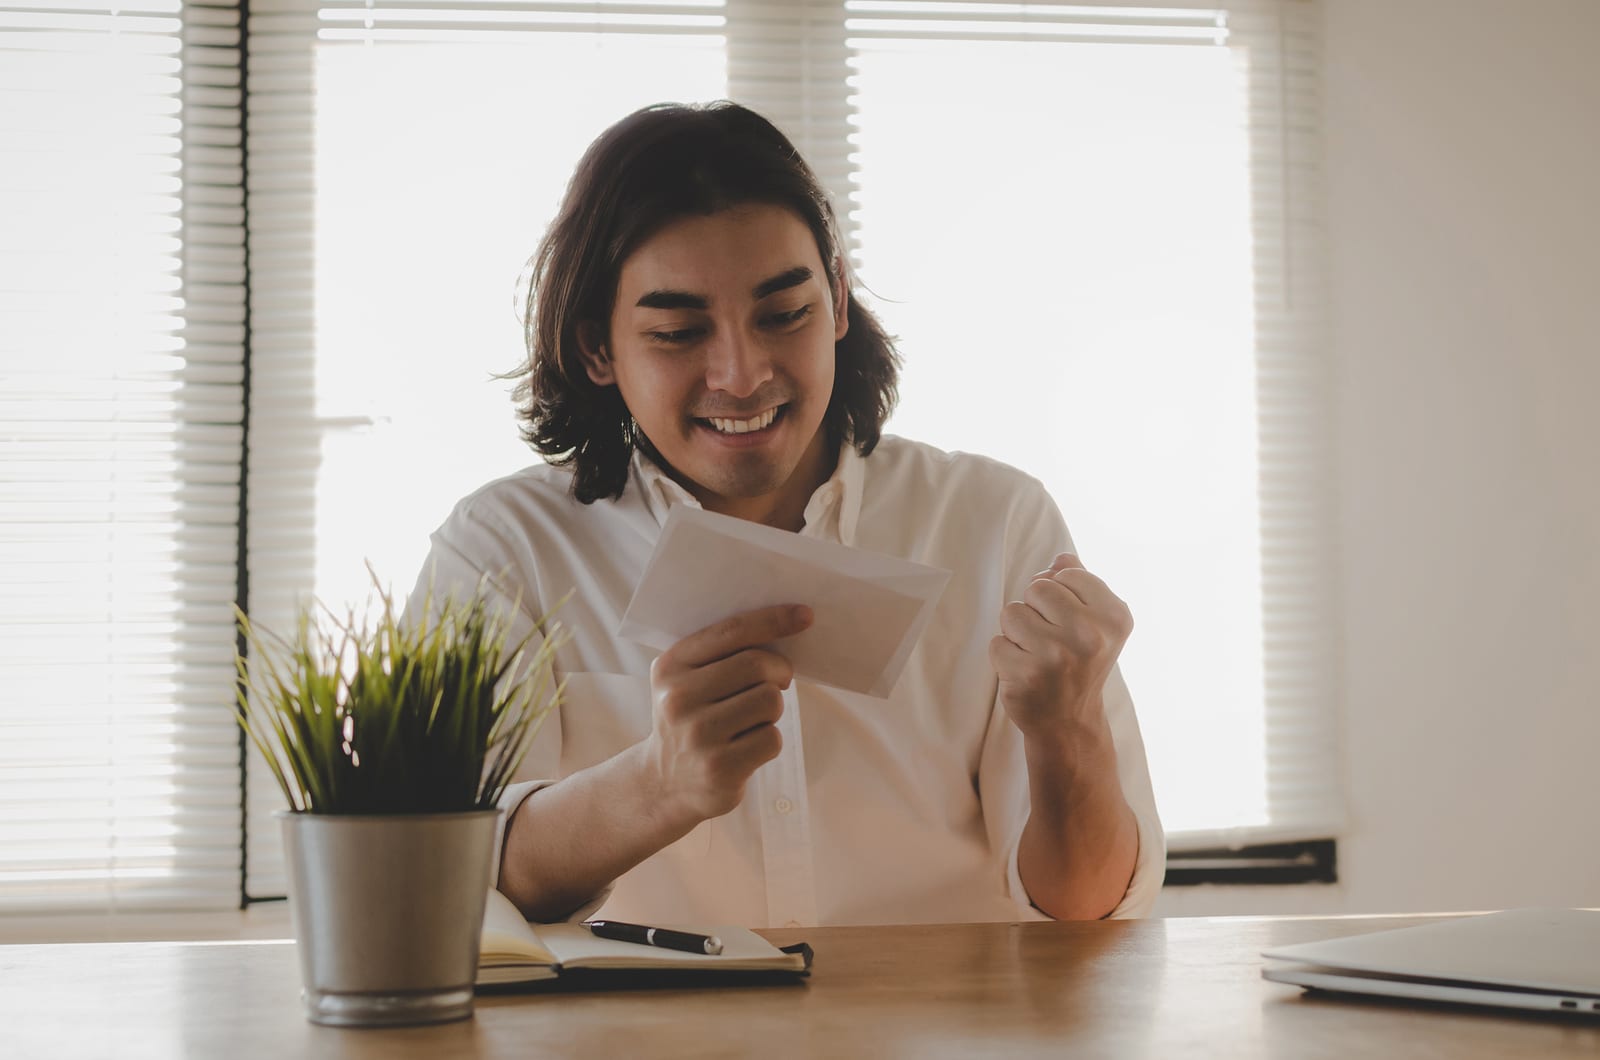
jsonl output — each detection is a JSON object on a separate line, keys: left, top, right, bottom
{"left": 3, "top": 915, "right": 1596, "bottom": 1059}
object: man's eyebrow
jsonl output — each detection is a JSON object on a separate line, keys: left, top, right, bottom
{"left": 752, "top": 266, "right": 813, "bottom": 300}
{"left": 635, "top": 289, "right": 708, "bottom": 311}
{"left": 633, "top": 266, "right": 814, "bottom": 311}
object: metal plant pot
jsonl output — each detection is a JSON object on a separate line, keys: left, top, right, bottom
{"left": 279, "top": 809, "right": 499, "bottom": 1027}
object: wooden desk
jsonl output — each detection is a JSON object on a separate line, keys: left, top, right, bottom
{"left": 3, "top": 916, "right": 1596, "bottom": 1059}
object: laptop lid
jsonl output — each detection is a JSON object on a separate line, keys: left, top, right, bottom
{"left": 1261, "top": 908, "right": 1600, "bottom": 1016}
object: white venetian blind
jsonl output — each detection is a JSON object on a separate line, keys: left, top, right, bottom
{"left": 0, "top": 0, "right": 246, "bottom": 913}
{"left": 243, "top": 0, "right": 1337, "bottom": 894}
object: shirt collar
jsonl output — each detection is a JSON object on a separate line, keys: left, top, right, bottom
{"left": 627, "top": 439, "right": 865, "bottom": 546}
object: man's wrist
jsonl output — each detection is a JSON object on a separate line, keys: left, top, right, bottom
{"left": 625, "top": 739, "right": 706, "bottom": 842}
{"left": 1020, "top": 707, "right": 1118, "bottom": 787}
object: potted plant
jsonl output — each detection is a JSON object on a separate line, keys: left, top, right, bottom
{"left": 235, "top": 578, "right": 563, "bottom": 1027}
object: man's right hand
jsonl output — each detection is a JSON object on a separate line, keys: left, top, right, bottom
{"left": 643, "top": 603, "right": 813, "bottom": 827}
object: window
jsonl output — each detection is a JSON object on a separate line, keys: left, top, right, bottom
{"left": 0, "top": 0, "right": 1335, "bottom": 914}
{"left": 842, "top": 2, "right": 1340, "bottom": 850}
{"left": 0, "top": 0, "right": 245, "bottom": 912}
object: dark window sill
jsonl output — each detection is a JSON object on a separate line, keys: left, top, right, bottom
{"left": 1163, "top": 839, "right": 1336, "bottom": 886}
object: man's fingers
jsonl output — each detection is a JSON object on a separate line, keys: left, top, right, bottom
{"left": 655, "top": 647, "right": 795, "bottom": 727}
{"left": 694, "top": 683, "right": 786, "bottom": 745}
{"left": 998, "top": 600, "right": 1053, "bottom": 655}
{"left": 989, "top": 633, "right": 1046, "bottom": 686}
{"left": 1014, "top": 573, "right": 1134, "bottom": 651}
{"left": 1033, "top": 552, "right": 1084, "bottom": 579}
{"left": 664, "top": 604, "right": 813, "bottom": 671}
{"left": 1050, "top": 566, "right": 1125, "bottom": 617}
{"left": 1022, "top": 576, "right": 1084, "bottom": 626}
{"left": 1025, "top": 555, "right": 1117, "bottom": 611}
{"left": 725, "top": 721, "right": 784, "bottom": 775}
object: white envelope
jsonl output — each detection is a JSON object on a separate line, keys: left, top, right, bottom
{"left": 617, "top": 505, "right": 951, "bottom": 697}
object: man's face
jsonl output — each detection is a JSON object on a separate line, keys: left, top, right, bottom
{"left": 582, "top": 203, "right": 847, "bottom": 524}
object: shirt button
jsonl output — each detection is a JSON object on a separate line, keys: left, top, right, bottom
{"left": 774, "top": 797, "right": 793, "bottom": 815}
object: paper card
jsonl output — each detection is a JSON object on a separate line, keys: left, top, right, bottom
{"left": 617, "top": 505, "right": 950, "bottom": 697}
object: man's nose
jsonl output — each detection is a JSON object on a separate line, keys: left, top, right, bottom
{"left": 703, "top": 327, "right": 772, "bottom": 398}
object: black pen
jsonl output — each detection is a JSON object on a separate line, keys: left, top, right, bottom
{"left": 584, "top": 919, "right": 724, "bottom": 955}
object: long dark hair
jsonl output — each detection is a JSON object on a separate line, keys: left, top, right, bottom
{"left": 507, "top": 101, "right": 900, "bottom": 503}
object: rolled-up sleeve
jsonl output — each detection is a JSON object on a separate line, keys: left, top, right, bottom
{"left": 980, "top": 479, "right": 1166, "bottom": 920}
{"left": 488, "top": 779, "right": 614, "bottom": 922}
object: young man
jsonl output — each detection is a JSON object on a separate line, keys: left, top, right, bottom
{"left": 409, "top": 102, "right": 1164, "bottom": 927}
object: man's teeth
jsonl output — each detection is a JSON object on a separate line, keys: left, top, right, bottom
{"left": 707, "top": 407, "right": 778, "bottom": 434}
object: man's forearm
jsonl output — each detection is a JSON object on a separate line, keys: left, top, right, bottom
{"left": 1016, "top": 718, "right": 1140, "bottom": 921}
{"left": 498, "top": 742, "right": 698, "bottom": 922}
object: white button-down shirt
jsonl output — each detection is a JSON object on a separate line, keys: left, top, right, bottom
{"left": 408, "top": 435, "right": 1164, "bottom": 926}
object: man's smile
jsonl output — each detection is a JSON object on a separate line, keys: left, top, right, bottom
{"left": 694, "top": 404, "right": 787, "bottom": 437}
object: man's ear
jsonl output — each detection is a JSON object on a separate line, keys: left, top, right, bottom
{"left": 832, "top": 257, "right": 850, "bottom": 342}
{"left": 576, "top": 321, "right": 615, "bottom": 386}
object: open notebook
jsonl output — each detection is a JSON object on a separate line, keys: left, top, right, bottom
{"left": 477, "top": 889, "right": 811, "bottom": 987}
{"left": 1262, "top": 908, "right": 1600, "bottom": 1017}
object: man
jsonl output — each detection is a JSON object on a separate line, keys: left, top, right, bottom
{"left": 409, "top": 102, "right": 1164, "bottom": 928}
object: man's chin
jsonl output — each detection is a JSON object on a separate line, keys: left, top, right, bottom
{"left": 688, "top": 465, "right": 789, "bottom": 504}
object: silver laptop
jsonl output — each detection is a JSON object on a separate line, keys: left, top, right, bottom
{"left": 1262, "top": 908, "right": 1600, "bottom": 1016}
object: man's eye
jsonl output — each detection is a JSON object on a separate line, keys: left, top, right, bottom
{"left": 765, "top": 305, "right": 812, "bottom": 328}
{"left": 647, "top": 327, "right": 702, "bottom": 345}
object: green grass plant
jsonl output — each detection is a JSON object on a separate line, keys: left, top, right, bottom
{"left": 234, "top": 576, "right": 566, "bottom": 815}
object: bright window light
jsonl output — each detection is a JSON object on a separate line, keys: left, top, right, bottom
{"left": 852, "top": 38, "right": 1267, "bottom": 835}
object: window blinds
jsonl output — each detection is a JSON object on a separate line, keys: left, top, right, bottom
{"left": 1219, "top": 0, "right": 1343, "bottom": 851}
{"left": 236, "top": 0, "right": 1335, "bottom": 896}
{"left": 0, "top": 0, "right": 245, "bottom": 912}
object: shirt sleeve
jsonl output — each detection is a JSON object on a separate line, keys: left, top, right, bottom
{"left": 977, "top": 478, "right": 1166, "bottom": 920}
{"left": 489, "top": 781, "right": 614, "bottom": 923}
{"left": 402, "top": 504, "right": 613, "bottom": 923}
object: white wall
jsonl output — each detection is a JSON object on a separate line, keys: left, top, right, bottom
{"left": 1156, "top": 0, "right": 1600, "bottom": 917}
